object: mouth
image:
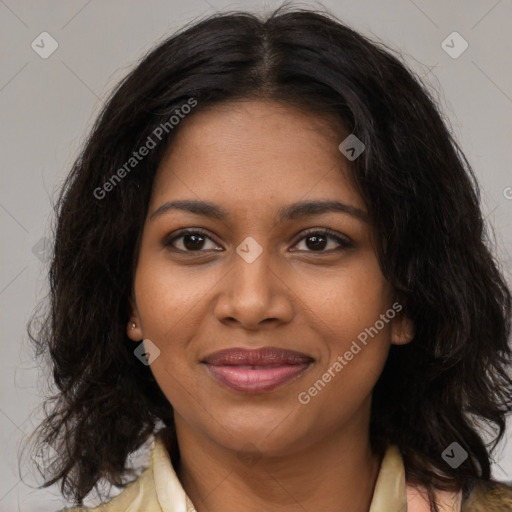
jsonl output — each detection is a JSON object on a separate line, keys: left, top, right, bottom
{"left": 202, "top": 346, "right": 314, "bottom": 393}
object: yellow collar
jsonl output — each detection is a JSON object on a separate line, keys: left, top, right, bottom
{"left": 152, "top": 437, "right": 408, "bottom": 512}
{"left": 83, "top": 435, "right": 461, "bottom": 511}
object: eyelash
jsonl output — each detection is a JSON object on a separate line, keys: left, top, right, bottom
{"left": 163, "top": 228, "right": 353, "bottom": 254}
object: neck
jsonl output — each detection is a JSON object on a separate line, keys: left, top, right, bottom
{"left": 174, "top": 413, "right": 381, "bottom": 512}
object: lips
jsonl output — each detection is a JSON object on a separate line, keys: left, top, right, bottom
{"left": 202, "top": 347, "right": 313, "bottom": 393}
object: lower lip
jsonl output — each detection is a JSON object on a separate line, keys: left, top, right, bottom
{"left": 204, "top": 363, "right": 312, "bottom": 393}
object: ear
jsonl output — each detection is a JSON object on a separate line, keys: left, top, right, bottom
{"left": 390, "top": 310, "right": 415, "bottom": 346}
{"left": 127, "top": 296, "right": 143, "bottom": 342}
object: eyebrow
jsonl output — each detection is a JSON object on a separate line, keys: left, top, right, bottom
{"left": 149, "top": 199, "right": 369, "bottom": 223}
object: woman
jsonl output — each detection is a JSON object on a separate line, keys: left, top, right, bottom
{"left": 28, "top": 5, "right": 512, "bottom": 512}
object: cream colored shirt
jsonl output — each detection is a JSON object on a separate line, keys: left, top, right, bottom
{"left": 65, "top": 436, "right": 461, "bottom": 512}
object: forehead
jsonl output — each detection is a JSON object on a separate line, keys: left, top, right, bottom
{"left": 149, "top": 100, "right": 365, "bottom": 218}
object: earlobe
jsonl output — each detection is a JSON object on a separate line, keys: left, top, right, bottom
{"left": 391, "top": 313, "right": 415, "bottom": 345}
{"left": 127, "top": 297, "right": 143, "bottom": 342}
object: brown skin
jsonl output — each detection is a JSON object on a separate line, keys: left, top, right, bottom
{"left": 127, "top": 100, "right": 414, "bottom": 512}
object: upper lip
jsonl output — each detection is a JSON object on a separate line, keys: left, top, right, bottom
{"left": 202, "top": 347, "right": 314, "bottom": 366}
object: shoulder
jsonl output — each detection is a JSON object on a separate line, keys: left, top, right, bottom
{"left": 461, "top": 479, "right": 512, "bottom": 512}
{"left": 405, "top": 476, "right": 512, "bottom": 512}
{"left": 60, "top": 432, "right": 181, "bottom": 512}
{"left": 60, "top": 465, "right": 161, "bottom": 512}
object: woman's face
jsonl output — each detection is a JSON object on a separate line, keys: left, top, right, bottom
{"left": 128, "top": 99, "right": 413, "bottom": 457}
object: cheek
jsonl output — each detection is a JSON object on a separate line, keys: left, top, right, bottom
{"left": 293, "top": 253, "right": 393, "bottom": 406}
{"left": 132, "top": 256, "right": 207, "bottom": 397}
{"left": 133, "top": 252, "right": 214, "bottom": 344}
{"left": 294, "top": 251, "right": 393, "bottom": 351}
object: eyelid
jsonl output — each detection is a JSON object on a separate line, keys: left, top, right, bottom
{"left": 163, "top": 227, "right": 353, "bottom": 252}
{"left": 291, "top": 227, "right": 353, "bottom": 249}
{"left": 163, "top": 228, "right": 221, "bottom": 249}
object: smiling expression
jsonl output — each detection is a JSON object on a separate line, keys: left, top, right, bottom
{"left": 127, "top": 99, "right": 413, "bottom": 457}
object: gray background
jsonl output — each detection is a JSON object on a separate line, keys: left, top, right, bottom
{"left": 1, "top": 0, "right": 511, "bottom": 510}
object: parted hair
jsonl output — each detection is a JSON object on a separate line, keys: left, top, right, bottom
{"left": 27, "top": 5, "right": 512, "bottom": 511}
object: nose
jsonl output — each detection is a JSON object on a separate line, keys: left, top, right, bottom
{"left": 212, "top": 244, "right": 294, "bottom": 331}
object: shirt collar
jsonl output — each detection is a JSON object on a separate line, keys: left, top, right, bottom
{"left": 151, "top": 434, "right": 407, "bottom": 512}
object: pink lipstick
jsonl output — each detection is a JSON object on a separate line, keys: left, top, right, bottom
{"left": 202, "top": 347, "right": 313, "bottom": 393}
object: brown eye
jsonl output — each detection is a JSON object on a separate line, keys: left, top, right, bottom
{"left": 163, "top": 229, "right": 221, "bottom": 252}
{"left": 292, "top": 229, "right": 353, "bottom": 253}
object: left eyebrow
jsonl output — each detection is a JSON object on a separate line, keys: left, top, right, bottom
{"left": 149, "top": 199, "right": 369, "bottom": 224}
{"left": 277, "top": 200, "right": 369, "bottom": 223}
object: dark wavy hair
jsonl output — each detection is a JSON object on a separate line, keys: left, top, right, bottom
{"left": 27, "top": 4, "right": 512, "bottom": 510}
